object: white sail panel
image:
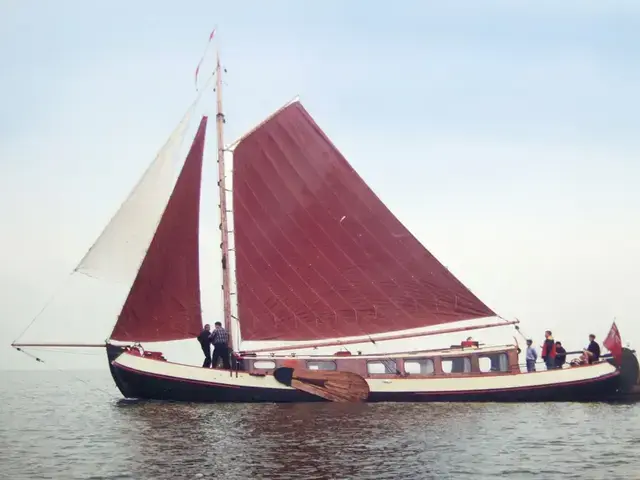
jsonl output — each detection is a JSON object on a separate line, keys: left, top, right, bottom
{"left": 75, "top": 108, "right": 194, "bottom": 283}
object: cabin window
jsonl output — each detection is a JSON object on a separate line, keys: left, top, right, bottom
{"left": 367, "top": 360, "right": 397, "bottom": 375}
{"left": 253, "top": 360, "right": 276, "bottom": 370}
{"left": 306, "top": 360, "right": 337, "bottom": 371}
{"left": 478, "top": 353, "right": 509, "bottom": 373}
{"left": 441, "top": 357, "right": 471, "bottom": 374}
{"left": 404, "top": 359, "right": 435, "bottom": 375}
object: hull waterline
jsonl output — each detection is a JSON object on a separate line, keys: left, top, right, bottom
{"left": 106, "top": 346, "right": 633, "bottom": 403}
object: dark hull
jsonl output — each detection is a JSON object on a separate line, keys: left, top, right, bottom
{"left": 107, "top": 346, "right": 627, "bottom": 403}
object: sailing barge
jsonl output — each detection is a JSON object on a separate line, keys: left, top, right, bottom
{"left": 13, "top": 49, "right": 640, "bottom": 403}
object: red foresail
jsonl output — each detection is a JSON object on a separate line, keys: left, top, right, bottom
{"left": 111, "top": 116, "right": 208, "bottom": 342}
{"left": 232, "top": 102, "right": 495, "bottom": 342}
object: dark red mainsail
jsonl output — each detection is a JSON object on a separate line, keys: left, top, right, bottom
{"left": 232, "top": 102, "right": 495, "bottom": 342}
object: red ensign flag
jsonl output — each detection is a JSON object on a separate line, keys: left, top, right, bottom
{"left": 603, "top": 321, "right": 623, "bottom": 365}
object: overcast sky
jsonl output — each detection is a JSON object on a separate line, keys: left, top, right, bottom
{"left": 1, "top": 0, "right": 639, "bottom": 370}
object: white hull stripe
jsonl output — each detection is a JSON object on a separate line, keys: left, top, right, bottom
{"left": 113, "top": 353, "right": 618, "bottom": 394}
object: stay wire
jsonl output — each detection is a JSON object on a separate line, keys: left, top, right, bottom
{"left": 12, "top": 274, "right": 74, "bottom": 344}
{"left": 13, "top": 71, "right": 219, "bottom": 347}
{"left": 14, "top": 347, "right": 116, "bottom": 398}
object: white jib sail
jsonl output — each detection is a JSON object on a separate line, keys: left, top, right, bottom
{"left": 74, "top": 107, "right": 194, "bottom": 284}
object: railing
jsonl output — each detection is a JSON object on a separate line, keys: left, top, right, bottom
{"left": 516, "top": 351, "right": 619, "bottom": 372}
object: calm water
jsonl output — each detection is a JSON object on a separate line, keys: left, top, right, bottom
{"left": 1, "top": 370, "right": 640, "bottom": 480}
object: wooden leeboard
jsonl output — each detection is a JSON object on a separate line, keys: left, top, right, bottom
{"left": 274, "top": 367, "right": 370, "bottom": 402}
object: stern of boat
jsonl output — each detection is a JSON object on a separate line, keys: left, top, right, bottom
{"left": 608, "top": 347, "right": 640, "bottom": 394}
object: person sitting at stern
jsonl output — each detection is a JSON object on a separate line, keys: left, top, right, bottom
{"left": 555, "top": 341, "right": 567, "bottom": 369}
{"left": 585, "top": 334, "right": 601, "bottom": 364}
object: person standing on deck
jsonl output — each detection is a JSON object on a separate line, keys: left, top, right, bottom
{"left": 525, "top": 339, "right": 537, "bottom": 372}
{"left": 585, "top": 334, "right": 601, "bottom": 364}
{"left": 210, "top": 321, "right": 231, "bottom": 369}
{"left": 198, "top": 324, "right": 212, "bottom": 368}
{"left": 555, "top": 341, "right": 567, "bottom": 369}
{"left": 541, "top": 330, "right": 556, "bottom": 370}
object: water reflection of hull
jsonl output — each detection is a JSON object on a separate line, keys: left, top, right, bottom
{"left": 107, "top": 345, "right": 628, "bottom": 403}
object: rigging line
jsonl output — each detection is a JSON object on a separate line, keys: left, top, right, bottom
{"left": 22, "top": 347, "right": 104, "bottom": 356}
{"left": 82, "top": 76, "right": 218, "bottom": 342}
{"left": 13, "top": 347, "right": 44, "bottom": 363}
{"left": 12, "top": 274, "right": 75, "bottom": 345}
{"left": 195, "top": 26, "right": 218, "bottom": 91}
{"left": 512, "top": 318, "right": 531, "bottom": 342}
{"left": 497, "top": 314, "right": 529, "bottom": 342}
{"left": 14, "top": 72, "right": 219, "bottom": 347}
{"left": 74, "top": 70, "right": 216, "bottom": 277}
{"left": 14, "top": 347, "right": 115, "bottom": 398}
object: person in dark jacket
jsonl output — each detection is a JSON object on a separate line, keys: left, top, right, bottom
{"left": 555, "top": 341, "right": 567, "bottom": 369}
{"left": 541, "top": 330, "right": 556, "bottom": 370}
{"left": 198, "top": 324, "right": 212, "bottom": 368}
{"left": 585, "top": 334, "right": 601, "bottom": 364}
{"left": 210, "top": 321, "right": 231, "bottom": 369}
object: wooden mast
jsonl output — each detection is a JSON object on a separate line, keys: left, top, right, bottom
{"left": 215, "top": 49, "right": 234, "bottom": 351}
